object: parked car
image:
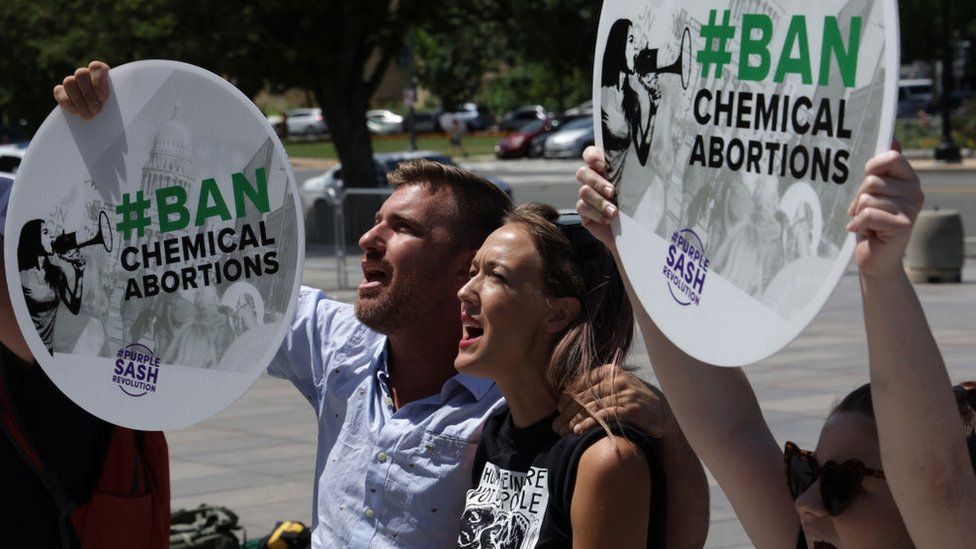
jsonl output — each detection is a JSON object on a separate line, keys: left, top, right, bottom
{"left": 897, "top": 79, "right": 934, "bottom": 118}
{"left": 405, "top": 112, "right": 439, "bottom": 133}
{"left": 301, "top": 150, "right": 512, "bottom": 243}
{"left": 367, "top": 109, "right": 404, "bottom": 134}
{"left": 495, "top": 117, "right": 559, "bottom": 159}
{"left": 543, "top": 116, "right": 594, "bottom": 159}
{"left": 563, "top": 100, "right": 593, "bottom": 117}
{"left": 529, "top": 115, "right": 586, "bottom": 158}
{"left": 499, "top": 105, "right": 548, "bottom": 132}
{"left": 286, "top": 108, "right": 328, "bottom": 137}
{"left": 452, "top": 103, "right": 495, "bottom": 132}
{"left": 0, "top": 142, "right": 28, "bottom": 176}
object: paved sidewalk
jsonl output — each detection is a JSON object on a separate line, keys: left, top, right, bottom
{"left": 167, "top": 255, "right": 976, "bottom": 547}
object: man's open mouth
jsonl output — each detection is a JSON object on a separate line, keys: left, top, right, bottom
{"left": 359, "top": 264, "right": 390, "bottom": 291}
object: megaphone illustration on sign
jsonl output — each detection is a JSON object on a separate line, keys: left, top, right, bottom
{"left": 52, "top": 210, "right": 114, "bottom": 256}
{"left": 637, "top": 27, "right": 693, "bottom": 90}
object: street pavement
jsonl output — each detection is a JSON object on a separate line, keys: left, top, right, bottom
{"left": 168, "top": 158, "right": 976, "bottom": 546}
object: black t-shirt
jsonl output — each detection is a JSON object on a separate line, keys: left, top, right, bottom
{"left": 457, "top": 406, "right": 667, "bottom": 548}
{"left": 0, "top": 344, "right": 111, "bottom": 547}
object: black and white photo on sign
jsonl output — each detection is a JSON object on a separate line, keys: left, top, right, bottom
{"left": 601, "top": 19, "right": 690, "bottom": 184}
{"left": 17, "top": 209, "right": 113, "bottom": 355}
{"left": 599, "top": 0, "right": 888, "bottom": 319}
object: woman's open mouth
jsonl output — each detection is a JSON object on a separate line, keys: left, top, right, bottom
{"left": 459, "top": 314, "right": 483, "bottom": 350}
{"left": 813, "top": 542, "right": 837, "bottom": 549}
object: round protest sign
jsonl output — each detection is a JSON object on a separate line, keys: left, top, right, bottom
{"left": 5, "top": 60, "right": 304, "bottom": 429}
{"left": 594, "top": 0, "right": 898, "bottom": 366}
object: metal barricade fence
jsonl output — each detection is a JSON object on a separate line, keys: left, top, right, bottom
{"left": 327, "top": 187, "right": 395, "bottom": 290}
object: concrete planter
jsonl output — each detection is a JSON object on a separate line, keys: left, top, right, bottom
{"left": 905, "top": 209, "right": 964, "bottom": 283}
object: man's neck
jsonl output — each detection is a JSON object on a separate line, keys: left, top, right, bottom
{"left": 385, "top": 321, "right": 462, "bottom": 409}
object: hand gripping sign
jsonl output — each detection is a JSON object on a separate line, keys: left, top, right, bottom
{"left": 595, "top": 0, "right": 898, "bottom": 366}
{"left": 4, "top": 61, "right": 304, "bottom": 429}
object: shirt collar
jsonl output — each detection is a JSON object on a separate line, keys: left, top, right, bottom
{"left": 372, "top": 339, "right": 497, "bottom": 403}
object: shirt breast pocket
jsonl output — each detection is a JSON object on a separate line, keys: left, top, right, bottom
{"left": 388, "top": 430, "right": 478, "bottom": 528}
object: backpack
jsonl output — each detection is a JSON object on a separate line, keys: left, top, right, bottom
{"left": 170, "top": 504, "right": 245, "bottom": 549}
{"left": 0, "top": 361, "right": 170, "bottom": 549}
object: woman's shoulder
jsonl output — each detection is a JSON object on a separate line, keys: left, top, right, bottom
{"left": 547, "top": 423, "right": 663, "bottom": 504}
{"left": 545, "top": 425, "right": 665, "bottom": 548}
{"left": 553, "top": 424, "right": 660, "bottom": 470}
{"left": 577, "top": 432, "right": 649, "bottom": 473}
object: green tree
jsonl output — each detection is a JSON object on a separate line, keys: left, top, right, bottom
{"left": 411, "top": 0, "right": 597, "bottom": 118}
{"left": 413, "top": 0, "right": 509, "bottom": 111}
{"left": 0, "top": 0, "right": 195, "bottom": 131}
{"left": 899, "top": 0, "right": 976, "bottom": 65}
{"left": 0, "top": 0, "right": 433, "bottom": 190}
{"left": 234, "top": 1, "right": 427, "bottom": 188}
{"left": 502, "top": 0, "right": 599, "bottom": 113}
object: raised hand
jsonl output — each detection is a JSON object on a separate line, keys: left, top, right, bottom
{"left": 575, "top": 146, "right": 618, "bottom": 251}
{"left": 847, "top": 143, "right": 924, "bottom": 279}
{"left": 553, "top": 364, "right": 677, "bottom": 438}
{"left": 53, "top": 61, "right": 111, "bottom": 120}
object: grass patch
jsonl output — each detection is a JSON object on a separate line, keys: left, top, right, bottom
{"left": 895, "top": 119, "right": 974, "bottom": 150}
{"left": 284, "top": 134, "right": 501, "bottom": 160}
{"left": 895, "top": 101, "right": 976, "bottom": 151}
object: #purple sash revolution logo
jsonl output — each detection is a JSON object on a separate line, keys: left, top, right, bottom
{"left": 663, "top": 229, "right": 709, "bottom": 306}
{"left": 113, "top": 343, "right": 160, "bottom": 397}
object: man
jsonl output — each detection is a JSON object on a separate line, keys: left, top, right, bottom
{"left": 55, "top": 61, "right": 709, "bottom": 548}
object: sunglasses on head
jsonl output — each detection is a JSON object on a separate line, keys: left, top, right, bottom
{"left": 783, "top": 441, "right": 885, "bottom": 516}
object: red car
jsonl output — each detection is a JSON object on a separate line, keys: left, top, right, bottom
{"left": 494, "top": 118, "right": 557, "bottom": 159}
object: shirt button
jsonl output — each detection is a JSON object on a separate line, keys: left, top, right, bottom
{"left": 364, "top": 507, "right": 376, "bottom": 519}
{"left": 377, "top": 451, "right": 388, "bottom": 463}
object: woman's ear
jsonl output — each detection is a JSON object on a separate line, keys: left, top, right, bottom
{"left": 546, "top": 296, "right": 581, "bottom": 334}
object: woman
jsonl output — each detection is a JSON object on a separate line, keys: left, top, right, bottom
{"left": 600, "top": 18, "right": 638, "bottom": 188}
{"left": 17, "top": 219, "right": 85, "bottom": 355}
{"left": 454, "top": 203, "right": 667, "bottom": 548}
{"left": 575, "top": 144, "right": 976, "bottom": 548}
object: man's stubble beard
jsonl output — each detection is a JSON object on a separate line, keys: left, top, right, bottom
{"left": 355, "top": 266, "right": 445, "bottom": 335}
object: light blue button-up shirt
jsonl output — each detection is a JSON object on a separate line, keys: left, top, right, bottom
{"left": 269, "top": 287, "right": 505, "bottom": 548}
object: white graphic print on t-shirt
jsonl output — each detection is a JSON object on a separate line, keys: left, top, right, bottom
{"left": 457, "top": 463, "right": 550, "bottom": 548}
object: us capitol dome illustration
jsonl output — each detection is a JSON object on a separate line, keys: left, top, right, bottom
{"left": 142, "top": 104, "right": 194, "bottom": 201}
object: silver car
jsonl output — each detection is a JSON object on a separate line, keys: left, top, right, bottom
{"left": 366, "top": 110, "right": 404, "bottom": 134}
{"left": 543, "top": 117, "right": 594, "bottom": 159}
{"left": 285, "top": 108, "right": 328, "bottom": 137}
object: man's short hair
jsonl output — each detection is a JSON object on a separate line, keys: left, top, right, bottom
{"left": 387, "top": 159, "right": 513, "bottom": 250}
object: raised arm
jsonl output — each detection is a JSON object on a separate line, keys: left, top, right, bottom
{"left": 57, "top": 260, "right": 85, "bottom": 315}
{"left": 575, "top": 146, "right": 799, "bottom": 548}
{"left": 849, "top": 147, "right": 976, "bottom": 545}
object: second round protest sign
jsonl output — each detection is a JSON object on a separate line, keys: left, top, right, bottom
{"left": 594, "top": 1, "right": 898, "bottom": 366}
{"left": 4, "top": 60, "right": 304, "bottom": 430}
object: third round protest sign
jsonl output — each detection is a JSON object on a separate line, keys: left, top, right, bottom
{"left": 594, "top": 1, "right": 898, "bottom": 366}
{"left": 4, "top": 60, "right": 304, "bottom": 429}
